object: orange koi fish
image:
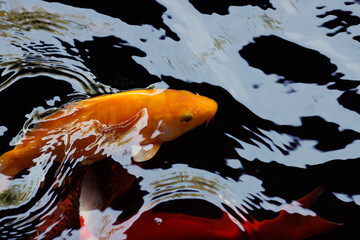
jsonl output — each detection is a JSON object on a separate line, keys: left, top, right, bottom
{"left": 0, "top": 89, "right": 217, "bottom": 180}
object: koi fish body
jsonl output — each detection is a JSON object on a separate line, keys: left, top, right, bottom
{"left": 124, "top": 187, "right": 340, "bottom": 240}
{"left": 0, "top": 89, "right": 217, "bottom": 179}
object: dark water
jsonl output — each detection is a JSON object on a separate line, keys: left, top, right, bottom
{"left": 0, "top": 0, "right": 360, "bottom": 239}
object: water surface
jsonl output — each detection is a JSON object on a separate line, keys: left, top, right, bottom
{"left": 0, "top": 0, "right": 360, "bottom": 239}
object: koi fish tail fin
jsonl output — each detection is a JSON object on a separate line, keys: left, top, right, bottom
{"left": 0, "top": 152, "right": 12, "bottom": 191}
{"left": 1, "top": 149, "right": 35, "bottom": 192}
{"left": 0, "top": 150, "right": 20, "bottom": 178}
{"left": 0, "top": 143, "right": 40, "bottom": 178}
{"left": 0, "top": 151, "right": 11, "bottom": 170}
{"left": 296, "top": 186, "right": 324, "bottom": 207}
{"left": 253, "top": 187, "right": 341, "bottom": 240}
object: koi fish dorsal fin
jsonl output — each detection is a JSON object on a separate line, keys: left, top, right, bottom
{"left": 132, "top": 143, "right": 161, "bottom": 162}
{"left": 252, "top": 187, "right": 341, "bottom": 240}
{"left": 296, "top": 186, "right": 324, "bottom": 208}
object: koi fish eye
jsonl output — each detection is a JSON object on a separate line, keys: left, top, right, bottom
{"left": 181, "top": 113, "right": 193, "bottom": 123}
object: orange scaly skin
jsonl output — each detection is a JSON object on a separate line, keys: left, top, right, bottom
{"left": 0, "top": 89, "right": 218, "bottom": 179}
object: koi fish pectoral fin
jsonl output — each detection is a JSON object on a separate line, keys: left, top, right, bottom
{"left": 132, "top": 143, "right": 161, "bottom": 162}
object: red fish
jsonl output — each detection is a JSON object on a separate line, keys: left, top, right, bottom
{"left": 124, "top": 187, "right": 339, "bottom": 240}
{"left": 76, "top": 161, "right": 339, "bottom": 240}
{"left": 36, "top": 164, "right": 339, "bottom": 240}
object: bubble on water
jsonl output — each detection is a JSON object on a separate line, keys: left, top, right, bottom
{"left": 154, "top": 217, "right": 162, "bottom": 225}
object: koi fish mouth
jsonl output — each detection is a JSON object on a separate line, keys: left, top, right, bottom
{"left": 205, "top": 100, "right": 218, "bottom": 127}
{"left": 205, "top": 115, "right": 214, "bottom": 127}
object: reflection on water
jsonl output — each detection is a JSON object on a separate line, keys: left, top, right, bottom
{"left": 142, "top": 164, "right": 273, "bottom": 215}
{"left": 1, "top": 0, "right": 360, "bottom": 239}
{"left": 0, "top": 181, "right": 32, "bottom": 207}
{"left": 0, "top": 6, "right": 68, "bottom": 36}
{"left": 0, "top": 1, "right": 117, "bottom": 98}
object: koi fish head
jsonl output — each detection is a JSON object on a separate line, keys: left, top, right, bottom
{"left": 147, "top": 89, "right": 218, "bottom": 143}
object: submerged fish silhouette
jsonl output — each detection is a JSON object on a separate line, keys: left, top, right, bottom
{"left": 37, "top": 160, "right": 340, "bottom": 240}
{"left": 0, "top": 89, "right": 217, "bottom": 181}
{"left": 125, "top": 187, "right": 339, "bottom": 240}
{"left": 76, "top": 164, "right": 340, "bottom": 240}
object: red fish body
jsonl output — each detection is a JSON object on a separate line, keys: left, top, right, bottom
{"left": 36, "top": 162, "right": 339, "bottom": 240}
{"left": 76, "top": 161, "right": 339, "bottom": 240}
{"left": 124, "top": 187, "right": 339, "bottom": 240}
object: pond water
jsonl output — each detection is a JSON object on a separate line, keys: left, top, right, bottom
{"left": 0, "top": 0, "right": 359, "bottom": 239}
